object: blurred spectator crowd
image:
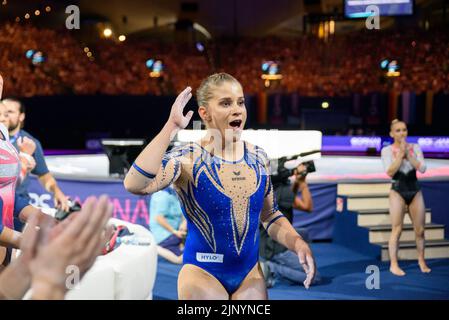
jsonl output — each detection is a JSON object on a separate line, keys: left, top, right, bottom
{"left": 1, "top": 22, "right": 448, "bottom": 97}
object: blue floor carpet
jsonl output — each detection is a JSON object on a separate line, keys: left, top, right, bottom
{"left": 152, "top": 243, "right": 449, "bottom": 300}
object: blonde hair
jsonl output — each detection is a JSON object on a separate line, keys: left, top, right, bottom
{"left": 390, "top": 119, "right": 406, "bottom": 130}
{"left": 196, "top": 73, "right": 241, "bottom": 107}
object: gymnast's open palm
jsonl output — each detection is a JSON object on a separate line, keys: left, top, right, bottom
{"left": 168, "top": 86, "right": 194, "bottom": 131}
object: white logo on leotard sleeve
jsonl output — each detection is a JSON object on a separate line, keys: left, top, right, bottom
{"left": 196, "top": 252, "right": 224, "bottom": 263}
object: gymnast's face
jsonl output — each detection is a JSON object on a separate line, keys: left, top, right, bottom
{"left": 390, "top": 121, "right": 408, "bottom": 143}
{"left": 199, "top": 81, "right": 247, "bottom": 143}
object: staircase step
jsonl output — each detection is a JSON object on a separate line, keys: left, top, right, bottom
{"left": 369, "top": 223, "right": 443, "bottom": 231}
{"left": 347, "top": 197, "right": 390, "bottom": 211}
{"left": 357, "top": 210, "right": 431, "bottom": 227}
{"left": 337, "top": 183, "right": 391, "bottom": 197}
{"left": 335, "top": 182, "right": 448, "bottom": 262}
{"left": 379, "top": 240, "right": 449, "bottom": 261}
{"left": 343, "top": 193, "right": 390, "bottom": 199}
{"left": 357, "top": 208, "right": 430, "bottom": 214}
{"left": 369, "top": 223, "right": 445, "bottom": 243}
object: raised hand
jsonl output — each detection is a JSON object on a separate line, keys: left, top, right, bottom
{"left": 168, "top": 87, "right": 194, "bottom": 131}
{"left": 18, "top": 136, "right": 37, "bottom": 155}
{"left": 24, "top": 195, "right": 112, "bottom": 299}
{"left": 399, "top": 140, "right": 407, "bottom": 159}
{"left": 20, "top": 153, "right": 36, "bottom": 172}
{"left": 404, "top": 142, "right": 415, "bottom": 160}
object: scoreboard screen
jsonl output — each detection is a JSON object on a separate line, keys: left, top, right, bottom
{"left": 345, "top": 0, "right": 413, "bottom": 18}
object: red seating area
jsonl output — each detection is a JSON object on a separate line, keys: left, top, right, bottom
{"left": 1, "top": 22, "right": 448, "bottom": 97}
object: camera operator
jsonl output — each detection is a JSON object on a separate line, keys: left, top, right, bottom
{"left": 259, "top": 161, "right": 321, "bottom": 287}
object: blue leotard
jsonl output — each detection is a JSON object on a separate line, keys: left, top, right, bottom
{"left": 142, "top": 141, "right": 282, "bottom": 294}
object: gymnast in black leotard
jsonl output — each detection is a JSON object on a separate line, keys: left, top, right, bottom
{"left": 381, "top": 119, "right": 431, "bottom": 276}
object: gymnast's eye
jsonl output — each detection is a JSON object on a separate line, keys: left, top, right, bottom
{"left": 220, "top": 100, "right": 232, "bottom": 107}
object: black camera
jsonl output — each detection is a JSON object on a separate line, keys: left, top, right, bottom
{"left": 271, "top": 157, "right": 294, "bottom": 185}
{"left": 295, "top": 160, "right": 316, "bottom": 177}
{"left": 271, "top": 151, "right": 319, "bottom": 185}
{"left": 55, "top": 199, "right": 82, "bottom": 221}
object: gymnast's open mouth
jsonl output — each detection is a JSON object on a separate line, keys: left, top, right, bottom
{"left": 229, "top": 119, "right": 242, "bottom": 130}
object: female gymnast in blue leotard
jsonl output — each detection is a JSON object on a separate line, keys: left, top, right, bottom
{"left": 124, "top": 73, "right": 315, "bottom": 299}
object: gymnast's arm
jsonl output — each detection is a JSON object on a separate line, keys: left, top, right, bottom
{"left": 382, "top": 146, "right": 404, "bottom": 177}
{"left": 260, "top": 187, "right": 308, "bottom": 258}
{"left": 124, "top": 87, "right": 193, "bottom": 195}
{"left": 260, "top": 177, "right": 316, "bottom": 288}
{"left": 258, "top": 155, "right": 308, "bottom": 249}
{"left": 0, "top": 226, "right": 21, "bottom": 249}
{"left": 406, "top": 144, "right": 427, "bottom": 173}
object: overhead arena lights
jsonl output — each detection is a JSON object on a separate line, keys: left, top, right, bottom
{"left": 380, "top": 59, "right": 401, "bottom": 77}
{"left": 25, "top": 49, "right": 46, "bottom": 65}
{"left": 146, "top": 59, "right": 164, "bottom": 78}
{"left": 261, "top": 60, "right": 283, "bottom": 87}
{"left": 103, "top": 28, "right": 113, "bottom": 38}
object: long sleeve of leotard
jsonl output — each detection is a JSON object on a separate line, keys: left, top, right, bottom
{"left": 132, "top": 144, "right": 189, "bottom": 195}
{"left": 257, "top": 149, "right": 283, "bottom": 230}
{"left": 381, "top": 146, "right": 393, "bottom": 174}
{"left": 412, "top": 144, "right": 426, "bottom": 173}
